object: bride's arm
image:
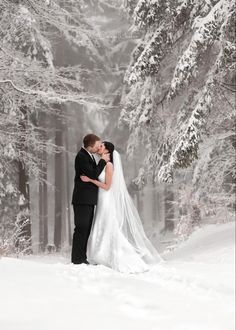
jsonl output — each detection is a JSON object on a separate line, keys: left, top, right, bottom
{"left": 80, "top": 162, "right": 113, "bottom": 191}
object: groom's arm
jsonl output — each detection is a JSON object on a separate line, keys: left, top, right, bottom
{"left": 77, "top": 154, "right": 106, "bottom": 180}
{"left": 81, "top": 162, "right": 113, "bottom": 191}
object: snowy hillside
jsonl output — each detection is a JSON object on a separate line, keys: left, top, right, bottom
{"left": 0, "top": 222, "right": 234, "bottom": 330}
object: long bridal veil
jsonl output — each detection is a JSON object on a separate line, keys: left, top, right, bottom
{"left": 112, "top": 150, "right": 162, "bottom": 265}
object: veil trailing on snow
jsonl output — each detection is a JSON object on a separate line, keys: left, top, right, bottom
{"left": 111, "top": 150, "right": 162, "bottom": 265}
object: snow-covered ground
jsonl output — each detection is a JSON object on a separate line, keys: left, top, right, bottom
{"left": 0, "top": 222, "right": 235, "bottom": 330}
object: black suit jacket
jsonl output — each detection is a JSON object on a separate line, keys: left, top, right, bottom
{"left": 71, "top": 148, "right": 106, "bottom": 205}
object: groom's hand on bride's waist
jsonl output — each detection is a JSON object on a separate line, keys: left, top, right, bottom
{"left": 80, "top": 175, "right": 90, "bottom": 182}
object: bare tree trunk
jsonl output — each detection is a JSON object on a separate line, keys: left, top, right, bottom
{"left": 39, "top": 180, "right": 43, "bottom": 251}
{"left": 65, "top": 122, "right": 72, "bottom": 245}
{"left": 46, "top": 170, "right": 55, "bottom": 248}
{"left": 152, "top": 183, "right": 158, "bottom": 228}
{"left": 164, "top": 186, "right": 175, "bottom": 231}
{"left": 42, "top": 157, "right": 48, "bottom": 249}
{"left": 39, "top": 151, "right": 48, "bottom": 251}
{"left": 18, "top": 160, "right": 32, "bottom": 250}
{"left": 38, "top": 113, "right": 48, "bottom": 252}
{"left": 17, "top": 105, "right": 32, "bottom": 252}
{"left": 54, "top": 114, "right": 63, "bottom": 251}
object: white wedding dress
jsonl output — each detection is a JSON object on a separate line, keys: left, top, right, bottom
{"left": 87, "top": 151, "right": 162, "bottom": 273}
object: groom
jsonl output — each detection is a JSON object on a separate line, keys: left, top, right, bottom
{"left": 71, "top": 134, "right": 110, "bottom": 264}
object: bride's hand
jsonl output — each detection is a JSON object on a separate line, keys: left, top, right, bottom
{"left": 80, "top": 175, "right": 90, "bottom": 182}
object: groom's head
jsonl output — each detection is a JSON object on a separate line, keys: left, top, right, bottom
{"left": 83, "top": 134, "right": 102, "bottom": 153}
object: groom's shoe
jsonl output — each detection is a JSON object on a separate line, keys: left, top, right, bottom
{"left": 83, "top": 260, "right": 89, "bottom": 265}
{"left": 72, "top": 260, "right": 89, "bottom": 265}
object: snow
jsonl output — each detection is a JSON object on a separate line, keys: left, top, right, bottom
{"left": 170, "top": 0, "right": 230, "bottom": 97}
{"left": 0, "top": 222, "right": 234, "bottom": 330}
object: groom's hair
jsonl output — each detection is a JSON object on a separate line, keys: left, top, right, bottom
{"left": 83, "top": 134, "right": 101, "bottom": 148}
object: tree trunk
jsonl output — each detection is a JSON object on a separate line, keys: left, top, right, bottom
{"left": 65, "top": 122, "right": 72, "bottom": 245}
{"left": 152, "top": 183, "right": 158, "bottom": 228}
{"left": 54, "top": 114, "right": 63, "bottom": 251}
{"left": 18, "top": 160, "right": 32, "bottom": 251}
{"left": 164, "top": 186, "right": 175, "bottom": 231}
{"left": 38, "top": 113, "right": 48, "bottom": 252}
{"left": 38, "top": 150, "right": 48, "bottom": 251}
{"left": 17, "top": 105, "right": 32, "bottom": 252}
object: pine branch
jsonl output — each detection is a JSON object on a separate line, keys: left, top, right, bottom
{"left": 220, "top": 83, "right": 236, "bottom": 93}
{"left": 0, "top": 79, "right": 102, "bottom": 105}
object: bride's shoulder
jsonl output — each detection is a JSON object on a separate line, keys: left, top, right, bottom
{"left": 105, "top": 161, "right": 114, "bottom": 170}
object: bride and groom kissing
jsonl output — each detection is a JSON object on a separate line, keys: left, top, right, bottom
{"left": 71, "top": 134, "right": 162, "bottom": 273}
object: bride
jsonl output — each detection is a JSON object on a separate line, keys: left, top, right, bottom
{"left": 80, "top": 141, "right": 162, "bottom": 273}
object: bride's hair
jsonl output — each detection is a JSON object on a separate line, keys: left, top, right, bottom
{"left": 103, "top": 141, "right": 114, "bottom": 164}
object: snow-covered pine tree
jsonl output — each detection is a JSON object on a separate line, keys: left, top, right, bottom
{"left": 120, "top": 0, "right": 235, "bottom": 231}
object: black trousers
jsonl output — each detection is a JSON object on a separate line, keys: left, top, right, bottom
{"left": 71, "top": 204, "right": 95, "bottom": 264}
